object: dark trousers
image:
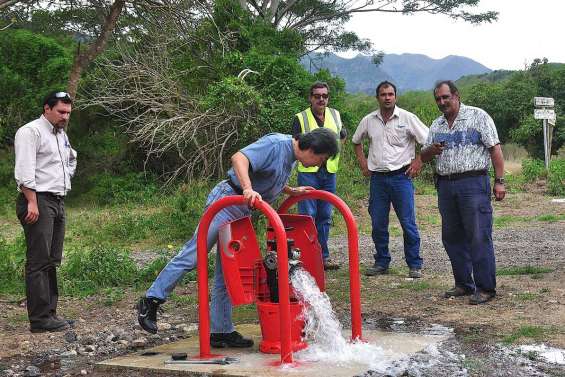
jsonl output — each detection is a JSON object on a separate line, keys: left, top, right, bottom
{"left": 437, "top": 175, "right": 496, "bottom": 293}
{"left": 16, "top": 193, "right": 65, "bottom": 326}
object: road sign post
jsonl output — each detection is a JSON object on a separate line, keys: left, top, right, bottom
{"left": 533, "top": 97, "right": 555, "bottom": 170}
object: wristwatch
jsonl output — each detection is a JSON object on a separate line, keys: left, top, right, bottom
{"left": 495, "top": 177, "right": 505, "bottom": 185}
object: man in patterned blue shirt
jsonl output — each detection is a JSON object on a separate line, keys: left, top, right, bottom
{"left": 421, "top": 80, "right": 506, "bottom": 305}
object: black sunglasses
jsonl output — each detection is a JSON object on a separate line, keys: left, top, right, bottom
{"left": 312, "top": 93, "right": 329, "bottom": 100}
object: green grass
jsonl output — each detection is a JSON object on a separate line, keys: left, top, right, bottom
{"left": 494, "top": 213, "right": 565, "bottom": 228}
{"left": 502, "top": 325, "right": 547, "bottom": 344}
{"left": 497, "top": 266, "right": 553, "bottom": 276}
{"left": 513, "top": 292, "right": 538, "bottom": 301}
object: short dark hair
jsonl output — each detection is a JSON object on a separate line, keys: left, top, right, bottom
{"left": 43, "top": 91, "right": 73, "bottom": 110}
{"left": 433, "top": 80, "right": 459, "bottom": 97}
{"left": 376, "top": 81, "right": 397, "bottom": 96}
{"left": 294, "top": 128, "right": 338, "bottom": 158}
{"left": 310, "top": 81, "right": 330, "bottom": 96}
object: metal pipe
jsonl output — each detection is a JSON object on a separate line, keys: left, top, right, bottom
{"left": 196, "top": 196, "right": 293, "bottom": 363}
{"left": 278, "top": 191, "right": 363, "bottom": 341}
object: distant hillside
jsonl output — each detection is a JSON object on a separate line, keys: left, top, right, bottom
{"left": 303, "top": 53, "right": 492, "bottom": 94}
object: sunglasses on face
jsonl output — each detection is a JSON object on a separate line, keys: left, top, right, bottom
{"left": 312, "top": 93, "right": 329, "bottom": 100}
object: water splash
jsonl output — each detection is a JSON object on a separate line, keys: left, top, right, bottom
{"left": 290, "top": 268, "right": 388, "bottom": 370}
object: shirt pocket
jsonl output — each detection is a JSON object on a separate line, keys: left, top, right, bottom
{"left": 386, "top": 125, "right": 408, "bottom": 147}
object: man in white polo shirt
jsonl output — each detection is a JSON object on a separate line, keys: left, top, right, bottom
{"left": 14, "top": 91, "right": 77, "bottom": 333}
{"left": 352, "top": 81, "right": 428, "bottom": 278}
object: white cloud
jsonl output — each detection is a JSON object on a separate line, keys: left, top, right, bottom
{"left": 342, "top": 0, "right": 565, "bottom": 70}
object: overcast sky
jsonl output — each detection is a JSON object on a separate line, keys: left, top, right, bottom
{"left": 341, "top": 0, "right": 564, "bottom": 70}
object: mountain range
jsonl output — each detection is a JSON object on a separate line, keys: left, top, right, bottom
{"left": 302, "top": 53, "right": 492, "bottom": 94}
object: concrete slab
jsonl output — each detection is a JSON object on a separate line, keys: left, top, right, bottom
{"left": 97, "top": 324, "right": 449, "bottom": 376}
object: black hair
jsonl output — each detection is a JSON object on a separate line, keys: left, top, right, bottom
{"left": 376, "top": 81, "right": 397, "bottom": 96}
{"left": 309, "top": 81, "right": 330, "bottom": 96}
{"left": 43, "top": 91, "right": 73, "bottom": 111}
{"left": 294, "top": 128, "right": 338, "bottom": 158}
{"left": 433, "top": 80, "right": 459, "bottom": 97}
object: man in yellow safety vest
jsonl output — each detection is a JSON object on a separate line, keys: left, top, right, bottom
{"left": 292, "top": 81, "right": 347, "bottom": 270}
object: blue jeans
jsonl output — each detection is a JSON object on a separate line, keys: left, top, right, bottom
{"left": 369, "top": 172, "right": 422, "bottom": 269}
{"left": 437, "top": 175, "right": 496, "bottom": 293}
{"left": 146, "top": 181, "right": 250, "bottom": 333}
{"left": 297, "top": 168, "right": 336, "bottom": 260}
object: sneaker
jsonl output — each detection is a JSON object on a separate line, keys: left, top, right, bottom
{"left": 469, "top": 291, "right": 496, "bottom": 305}
{"left": 30, "top": 318, "right": 69, "bottom": 333}
{"left": 210, "top": 331, "right": 254, "bottom": 348}
{"left": 408, "top": 268, "right": 422, "bottom": 278}
{"left": 137, "top": 297, "right": 163, "bottom": 334}
{"left": 323, "top": 258, "right": 340, "bottom": 271}
{"left": 365, "top": 265, "right": 388, "bottom": 276}
{"left": 444, "top": 286, "right": 473, "bottom": 298}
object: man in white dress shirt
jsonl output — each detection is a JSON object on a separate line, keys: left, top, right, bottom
{"left": 352, "top": 81, "right": 429, "bottom": 278}
{"left": 14, "top": 91, "right": 77, "bottom": 333}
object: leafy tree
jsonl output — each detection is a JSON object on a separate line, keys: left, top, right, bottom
{"left": 237, "top": 0, "right": 498, "bottom": 53}
{"left": 0, "top": 29, "right": 72, "bottom": 145}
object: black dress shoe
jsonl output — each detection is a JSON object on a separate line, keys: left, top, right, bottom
{"left": 137, "top": 297, "right": 163, "bottom": 334}
{"left": 30, "top": 318, "right": 69, "bottom": 333}
{"left": 210, "top": 331, "right": 254, "bottom": 348}
{"left": 53, "top": 315, "right": 75, "bottom": 326}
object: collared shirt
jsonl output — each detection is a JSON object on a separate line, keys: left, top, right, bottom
{"left": 227, "top": 133, "right": 295, "bottom": 204}
{"left": 424, "top": 103, "right": 499, "bottom": 175}
{"left": 352, "top": 106, "right": 429, "bottom": 172}
{"left": 14, "top": 115, "right": 77, "bottom": 196}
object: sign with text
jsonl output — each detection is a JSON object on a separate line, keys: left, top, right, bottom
{"left": 534, "top": 108, "right": 556, "bottom": 120}
{"left": 534, "top": 97, "right": 554, "bottom": 107}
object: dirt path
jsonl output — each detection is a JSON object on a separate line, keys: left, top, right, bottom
{"left": 1, "top": 192, "right": 564, "bottom": 376}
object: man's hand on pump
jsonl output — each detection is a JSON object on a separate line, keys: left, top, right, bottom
{"left": 242, "top": 188, "right": 262, "bottom": 207}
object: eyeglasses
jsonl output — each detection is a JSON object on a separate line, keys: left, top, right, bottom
{"left": 55, "top": 92, "right": 71, "bottom": 99}
{"left": 312, "top": 93, "right": 329, "bottom": 100}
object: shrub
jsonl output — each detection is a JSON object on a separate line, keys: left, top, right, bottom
{"left": 83, "top": 172, "right": 159, "bottom": 206}
{"left": 0, "top": 235, "right": 26, "bottom": 295}
{"left": 548, "top": 158, "right": 565, "bottom": 195}
{"left": 521, "top": 158, "right": 546, "bottom": 182}
{"left": 60, "top": 245, "right": 137, "bottom": 296}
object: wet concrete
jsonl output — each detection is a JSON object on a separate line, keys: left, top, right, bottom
{"left": 96, "top": 324, "right": 449, "bottom": 376}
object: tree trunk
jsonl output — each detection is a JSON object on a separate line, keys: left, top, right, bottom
{"left": 67, "top": 0, "right": 126, "bottom": 98}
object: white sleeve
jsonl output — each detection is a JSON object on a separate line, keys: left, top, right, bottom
{"left": 14, "top": 127, "right": 39, "bottom": 190}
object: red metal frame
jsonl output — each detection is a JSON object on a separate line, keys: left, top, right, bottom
{"left": 196, "top": 196, "right": 294, "bottom": 364}
{"left": 278, "top": 191, "right": 362, "bottom": 342}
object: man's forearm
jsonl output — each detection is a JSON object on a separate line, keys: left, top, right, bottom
{"left": 490, "top": 144, "right": 505, "bottom": 178}
{"left": 420, "top": 146, "right": 435, "bottom": 163}
{"left": 353, "top": 143, "right": 367, "bottom": 168}
{"left": 20, "top": 186, "right": 37, "bottom": 205}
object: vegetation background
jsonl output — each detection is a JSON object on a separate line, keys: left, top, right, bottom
{"left": 0, "top": 0, "right": 564, "bottom": 302}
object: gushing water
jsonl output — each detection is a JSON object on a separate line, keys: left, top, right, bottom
{"left": 290, "top": 268, "right": 388, "bottom": 370}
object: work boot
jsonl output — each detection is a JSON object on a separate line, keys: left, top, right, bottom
{"left": 444, "top": 286, "right": 473, "bottom": 298}
{"left": 365, "top": 265, "right": 388, "bottom": 276}
{"left": 137, "top": 297, "right": 163, "bottom": 334}
{"left": 408, "top": 268, "right": 422, "bottom": 279}
{"left": 30, "top": 318, "right": 69, "bottom": 333}
{"left": 323, "top": 258, "right": 340, "bottom": 271}
{"left": 210, "top": 331, "right": 254, "bottom": 348}
{"left": 468, "top": 291, "right": 496, "bottom": 305}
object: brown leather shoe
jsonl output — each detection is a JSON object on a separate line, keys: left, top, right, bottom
{"left": 444, "top": 286, "right": 473, "bottom": 298}
{"left": 323, "top": 258, "right": 340, "bottom": 271}
{"left": 30, "top": 318, "right": 69, "bottom": 333}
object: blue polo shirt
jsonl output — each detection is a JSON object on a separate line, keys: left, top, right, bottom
{"left": 227, "top": 133, "right": 296, "bottom": 204}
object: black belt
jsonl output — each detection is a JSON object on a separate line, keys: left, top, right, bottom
{"left": 372, "top": 165, "right": 409, "bottom": 176}
{"left": 226, "top": 178, "right": 243, "bottom": 195}
{"left": 436, "top": 170, "right": 487, "bottom": 181}
{"left": 36, "top": 192, "right": 65, "bottom": 200}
